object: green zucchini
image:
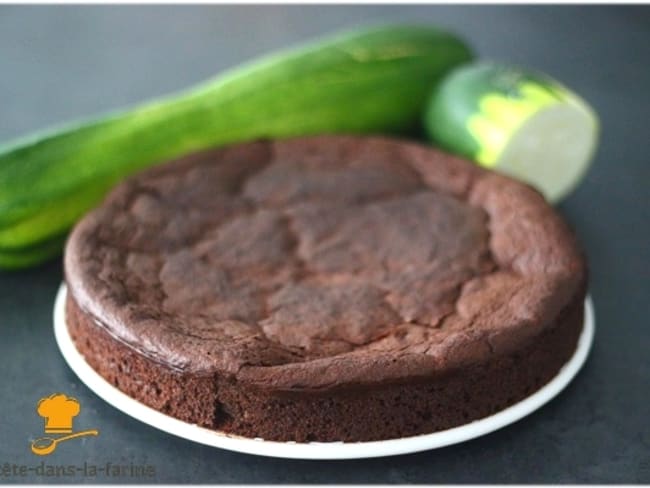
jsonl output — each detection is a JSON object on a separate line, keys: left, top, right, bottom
{"left": 0, "top": 234, "right": 67, "bottom": 270}
{"left": 424, "top": 62, "right": 599, "bottom": 203}
{"left": 0, "top": 24, "right": 473, "bottom": 269}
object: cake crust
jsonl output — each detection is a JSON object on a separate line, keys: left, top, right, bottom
{"left": 64, "top": 135, "right": 587, "bottom": 441}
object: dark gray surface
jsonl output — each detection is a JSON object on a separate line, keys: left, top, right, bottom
{"left": 1, "top": 5, "right": 648, "bottom": 484}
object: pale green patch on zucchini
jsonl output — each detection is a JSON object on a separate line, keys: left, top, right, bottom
{"left": 425, "top": 62, "right": 599, "bottom": 203}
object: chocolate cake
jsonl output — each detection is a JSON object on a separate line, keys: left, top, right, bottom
{"left": 64, "top": 135, "right": 587, "bottom": 442}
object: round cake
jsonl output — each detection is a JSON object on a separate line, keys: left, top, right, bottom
{"left": 64, "top": 135, "right": 587, "bottom": 442}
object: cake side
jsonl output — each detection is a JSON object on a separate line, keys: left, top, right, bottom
{"left": 66, "top": 283, "right": 584, "bottom": 442}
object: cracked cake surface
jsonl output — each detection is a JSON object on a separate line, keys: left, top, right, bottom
{"left": 65, "top": 135, "right": 586, "bottom": 395}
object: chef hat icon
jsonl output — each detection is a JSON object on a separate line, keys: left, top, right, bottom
{"left": 37, "top": 394, "right": 80, "bottom": 434}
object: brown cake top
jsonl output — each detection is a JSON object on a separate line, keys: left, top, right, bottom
{"left": 65, "top": 136, "right": 585, "bottom": 390}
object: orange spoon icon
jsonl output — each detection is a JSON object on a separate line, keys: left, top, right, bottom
{"left": 31, "top": 429, "right": 99, "bottom": 456}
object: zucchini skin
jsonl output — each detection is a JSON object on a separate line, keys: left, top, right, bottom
{"left": 0, "top": 25, "right": 473, "bottom": 268}
{"left": 0, "top": 234, "right": 67, "bottom": 270}
{"left": 424, "top": 62, "right": 582, "bottom": 167}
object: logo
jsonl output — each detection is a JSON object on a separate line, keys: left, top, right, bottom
{"left": 30, "top": 393, "right": 98, "bottom": 456}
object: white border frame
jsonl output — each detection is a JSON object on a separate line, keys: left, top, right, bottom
{"left": 54, "top": 284, "right": 595, "bottom": 460}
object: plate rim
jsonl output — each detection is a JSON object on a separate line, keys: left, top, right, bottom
{"left": 53, "top": 283, "right": 595, "bottom": 460}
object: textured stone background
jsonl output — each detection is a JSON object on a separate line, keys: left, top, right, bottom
{"left": 0, "top": 5, "right": 648, "bottom": 483}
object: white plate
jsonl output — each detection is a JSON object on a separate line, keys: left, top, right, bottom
{"left": 53, "top": 284, "right": 594, "bottom": 460}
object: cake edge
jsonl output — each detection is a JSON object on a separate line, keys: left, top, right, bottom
{"left": 65, "top": 281, "right": 585, "bottom": 442}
